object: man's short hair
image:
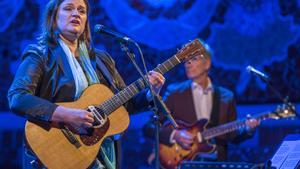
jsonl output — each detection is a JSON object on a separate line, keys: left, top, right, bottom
{"left": 198, "top": 39, "right": 212, "bottom": 60}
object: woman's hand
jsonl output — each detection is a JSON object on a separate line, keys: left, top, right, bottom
{"left": 51, "top": 106, "right": 94, "bottom": 134}
{"left": 147, "top": 71, "right": 165, "bottom": 94}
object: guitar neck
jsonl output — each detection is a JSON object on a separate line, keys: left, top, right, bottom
{"left": 99, "top": 55, "right": 181, "bottom": 115}
{"left": 202, "top": 112, "right": 271, "bottom": 140}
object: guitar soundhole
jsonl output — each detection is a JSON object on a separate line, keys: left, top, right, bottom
{"left": 80, "top": 119, "right": 110, "bottom": 146}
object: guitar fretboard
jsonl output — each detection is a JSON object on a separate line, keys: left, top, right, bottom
{"left": 202, "top": 112, "right": 270, "bottom": 140}
{"left": 97, "top": 55, "right": 181, "bottom": 115}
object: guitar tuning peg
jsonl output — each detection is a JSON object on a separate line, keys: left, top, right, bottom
{"left": 284, "top": 109, "right": 290, "bottom": 115}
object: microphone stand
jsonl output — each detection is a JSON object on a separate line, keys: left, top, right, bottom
{"left": 119, "top": 41, "right": 178, "bottom": 169}
{"left": 253, "top": 72, "right": 296, "bottom": 116}
{"left": 152, "top": 94, "right": 178, "bottom": 129}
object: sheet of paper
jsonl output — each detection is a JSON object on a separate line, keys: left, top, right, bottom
{"left": 271, "top": 140, "right": 300, "bottom": 169}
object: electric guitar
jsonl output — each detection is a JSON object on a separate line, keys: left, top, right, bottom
{"left": 25, "top": 39, "right": 207, "bottom": 169}
{"left": 159, "top": 104, "right": 296, "bottom": 169}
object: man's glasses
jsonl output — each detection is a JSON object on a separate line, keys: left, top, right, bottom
{"left": 185, "top": 54, "right": 206, "bottom": 63}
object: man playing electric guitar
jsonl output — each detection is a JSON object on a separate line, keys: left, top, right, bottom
{"left": 144, "top": 40, "right": 259, "bottom": 167}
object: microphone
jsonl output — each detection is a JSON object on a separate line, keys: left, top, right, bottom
{"left": 94, "top": 24, "right": 133, "bottom": 43}
{"left": 246, "top": 65, "right": 270, "bottom": 81}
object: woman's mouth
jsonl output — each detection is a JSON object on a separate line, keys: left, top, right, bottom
{"left": 70, "top": 20, "right": 80, "bottom": 25}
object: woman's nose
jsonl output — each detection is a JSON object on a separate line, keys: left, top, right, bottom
{"left": 71, "top": 10, "right": 79, "bottom": 17}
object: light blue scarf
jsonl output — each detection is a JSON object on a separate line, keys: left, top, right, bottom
{"left": 58, "top": 39, "right": 99, "bottom": 98}
{"left": 78, "top": 42, "right": 100, "bottom": 86}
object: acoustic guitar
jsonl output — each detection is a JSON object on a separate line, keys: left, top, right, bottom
{"left": 159, "top": 104, "right": 296, "bottom": 169}
{"left": 25, "top": 39, "right": 206, "bottom": 169}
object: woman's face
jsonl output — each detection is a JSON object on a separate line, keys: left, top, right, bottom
{"left": 56, "top": 0, "right": 87, "bottom": 41}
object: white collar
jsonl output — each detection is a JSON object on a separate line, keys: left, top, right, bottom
{"left": 191, "top": 78, "right": 213, "bottom": 94}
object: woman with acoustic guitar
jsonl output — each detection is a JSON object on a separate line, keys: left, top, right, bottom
{"left": 8, "top": 0, "right": 165, "bottom": 168}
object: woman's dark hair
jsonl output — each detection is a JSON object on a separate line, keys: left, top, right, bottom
{"left": 38, "top": 0, "right": 92, "bottom": 48}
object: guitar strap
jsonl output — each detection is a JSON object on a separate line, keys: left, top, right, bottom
{"left": 210, "top": 86, "right": 220, "bottom": 127}
{"left": 95, "top": 55, "right": 119, "bottom": 93}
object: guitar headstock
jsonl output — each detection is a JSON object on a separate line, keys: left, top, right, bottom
{"left": 175, "top": 39, "right": 207, "bottom": 63}
{"left": 269, "top": 103, "right": 296, "bottom": 120}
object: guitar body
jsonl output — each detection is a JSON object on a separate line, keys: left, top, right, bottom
{"left": 25, "top": 84, "right": 129, "bottom": 169}
{"left": 159, "top": 119, "right": 216, "bottom": 169}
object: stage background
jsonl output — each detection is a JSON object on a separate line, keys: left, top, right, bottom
{"left": 0, "top": 0, "right": 299, "bottom": 168}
